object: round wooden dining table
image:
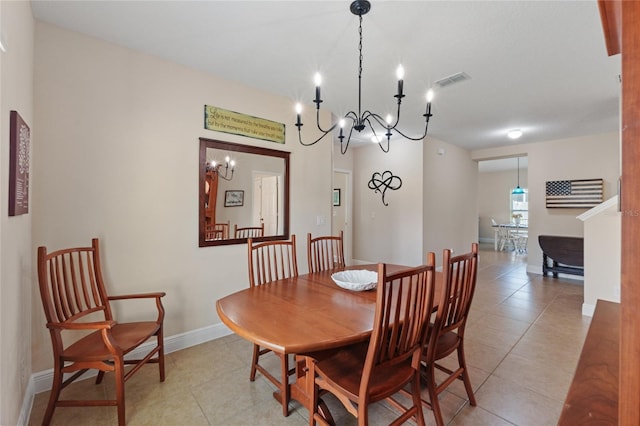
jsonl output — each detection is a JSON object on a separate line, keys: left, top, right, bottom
{"left": 215, "top": 264, "right": 441, "bottom": 415}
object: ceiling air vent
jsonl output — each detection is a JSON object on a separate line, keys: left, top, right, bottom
{"left": 433, "top": 72, "right": 471, "bottom": 88}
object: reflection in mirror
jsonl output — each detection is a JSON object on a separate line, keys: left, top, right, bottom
{"left": 199, "top": 138, "right": 290, "bottom": 247}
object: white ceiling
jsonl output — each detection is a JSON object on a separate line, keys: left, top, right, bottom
{"left": 30, "top": 0, "right": 621, "bottom": 151}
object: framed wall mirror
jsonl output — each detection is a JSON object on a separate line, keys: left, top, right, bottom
{"left": 199, "top": 138, "right": 290, "bottom": 247}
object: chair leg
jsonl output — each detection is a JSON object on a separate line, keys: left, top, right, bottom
{"left": 43, "top": 363, "right": 63, "bottom": 425}
{"left": 115, "top": 359, "right": 126, "bottom": 426}
{"left": 307, "top": 359, "right": 318, "bottom": 426}
{"left": 280, "top": 353, "right": 290, "bottom": 416}
{"left": 95, "top": 370, "right": 106, "bottom": 384}
{"left": 424, "top": 363, "right": 444, "bottom": 426}
{"left": 457, "top": 344, "right": 476, "bottom": 406}
{"left": 157, "top": 329, "right": 166, "bottom": 382}
{"left": 250, "top": 344, "right": 260, "bottom": 381}
{"left": 411, "top": 373, "right": 425, "bottom": 426}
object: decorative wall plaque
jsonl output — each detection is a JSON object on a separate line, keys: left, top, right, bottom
{"left": 204, "top": 105, "right": 285, "bottom": 144}
{"left": 9, "top": 111, "right": 30, "bottom": 216}
{"left": 368, "top": 170, "right": 402, "bottom": 206}
{"left": 545, "top": 178, "right": 603, "bottom": 208}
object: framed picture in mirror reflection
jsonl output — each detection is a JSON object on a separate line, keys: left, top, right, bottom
{"left": 224, "top": 190, "right": 244, "bottom": 207}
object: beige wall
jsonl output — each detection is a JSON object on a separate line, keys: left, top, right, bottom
{"left": 0, "top": 2, "right": 34, "bottom": 424}
{"left": 472, "top": 132, "right": 620, "bottom": 273}
{"left": 423, "top": 138, "right": 479, "bottom": 265}
{"left": 352, "top": 141, "right": 424, "bottom": 266}
{"left": 31, "top": 22, "right": 333, "bottom": 372}
{"left": 333, "top": 146, "right": 354, "bottom": 264}
{"left": 580, "top": 197, "right": 621, "bottom": 313}
{"left": 478, "top": 167, "right": 529, "bottom": 241}
{"left": 347, "top": 137, "right": 478, "bottom": 268}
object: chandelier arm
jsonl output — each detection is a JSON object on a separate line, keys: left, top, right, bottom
{"left": 340, "top": 122, "right": 358, "bottom": 155}
{"left": 315, "top": 108, "right": 336, "bottom": 134}
{"left": 363, "top": 111, "right": 393, "bottom": 129}
{"left": 297, "top": 125, "right": 335, "bottom": 147}
{"left": 363, "top": 117, "right": 390, "bottom": 153}
{"left": 344, "top": 111, "right": 359, "bottom": 122}
{"left": 388, "top": 120, "right": 432, "bottom": 141}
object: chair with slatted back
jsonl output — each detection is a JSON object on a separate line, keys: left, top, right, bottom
{"left": 204, "top": 224, "right": 224, "bottom": 241}
{"left": 307, "top": 231, "right": 345, "bottom": 273}
{"left": 421, "top": 243, "right": 479, "bottom": 426}
{"left": 247, "top": 235, "right": 298, "bottom": 416}
{"left": 36, "top": 238, "right": 166, "bottom": 426}
{"left": 235, "top": 223, "right": 264, "bottom": 239}
{"left": 213, "top": 220, "right": 230, "bottom": 239}
{"left": 304, "top": 254, "right": 437, "bottom": 426}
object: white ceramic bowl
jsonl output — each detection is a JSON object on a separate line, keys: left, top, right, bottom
{"left": 331, "top": 270, "right": 378, "bottom": 291}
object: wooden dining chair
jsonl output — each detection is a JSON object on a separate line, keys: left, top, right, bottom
{"left": 307, "top": 230, "right": 345, "bottom": 273}
{"left": 204, "top": 224, "right": 224, "bottom": 241}
{"left": 420, "top": 243, "right": 479, "bottom": 426}
{"left": 235, "top": 223, "right": 264, "bottom": 239}
{"left": 247, "top": 235, "right": 298, "bottom": 416}
{"left": 36, "top": 238, "right": 166, "bottom": 426}
{"left": 213, "top": 220, "right": 230, "bottom": 239}
{"left": 305, "top": 254, "right": 437, "bottom": 426}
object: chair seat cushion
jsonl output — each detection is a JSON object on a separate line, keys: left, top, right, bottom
{"left": 311, "top": 342, "right": 416, "bottom": 402}
{"left": 63, "top": 321, "right": 160, "bottom": 361}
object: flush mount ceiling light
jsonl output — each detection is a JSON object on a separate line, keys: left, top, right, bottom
{"left": 294, "top": 0, "right": 435, "bottom": 154}
{"left": 507, "top": 129, "right": 523, "bottom": 140}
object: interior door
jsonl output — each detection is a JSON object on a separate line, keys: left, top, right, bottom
{"left": 253, "top": 173, "right": 280, "bottom": 235}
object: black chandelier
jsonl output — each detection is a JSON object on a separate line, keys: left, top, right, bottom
{"left": 206, "top": 156, "right": 235, "bottom": 181}
{"left": 295, "top": 0, "right": 434, "bottom": 154}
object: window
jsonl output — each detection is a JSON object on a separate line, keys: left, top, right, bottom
{"left": 511, "top": 189, "right": 528, "bottom": 225}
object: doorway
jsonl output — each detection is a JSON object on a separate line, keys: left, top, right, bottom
{"left": 333, "top": 169, "right": 352, "bottom": 264}
{"left": 252, "top": 172, "right": 281, "bottom": 235}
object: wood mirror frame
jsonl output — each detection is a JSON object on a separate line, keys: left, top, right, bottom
{"left": 199, "top": 138, "right": 290, "bottom": 247}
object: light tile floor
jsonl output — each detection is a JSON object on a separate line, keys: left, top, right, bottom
{"left": 29, "top": 244, "right": 590, "bottom": 425}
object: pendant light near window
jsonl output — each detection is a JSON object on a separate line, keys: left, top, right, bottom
{"left": 512, "top": 157, "right": 524, "bottom": 194}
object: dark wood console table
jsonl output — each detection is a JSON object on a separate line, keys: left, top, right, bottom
{"left": 558, "top": 300, "right": 619, "bottom": 424}
{"left": 538, "top": 235, "right": 584, "bottom": 278}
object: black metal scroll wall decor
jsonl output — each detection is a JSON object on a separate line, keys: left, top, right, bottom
{"left": 368, "top": 170, "right": 403, "bottom": 206}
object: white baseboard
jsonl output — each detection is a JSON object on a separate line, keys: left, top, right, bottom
{"left": 478, "top": 237, "right": 494, "bottom": 244}
{"left": 582, "top": 303, "right": 595, "bottom": 317}
{"left": 30, "top": 322, "right": 232, "bottom": 395}
{"left": 21, "top": 323, "right": 233, "bottom": 425}
{"left": 18, "top": 376, "right": 36, "bottom": 426}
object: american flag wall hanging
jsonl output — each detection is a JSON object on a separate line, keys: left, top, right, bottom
{"left": 545, "top": 178, "right": 604, "bottom": 208}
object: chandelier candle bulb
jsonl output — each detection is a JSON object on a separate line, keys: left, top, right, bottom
{"left": 425, "top": 90, "right": 434, "bottom": 118}
{"left": 295, "top": 103, "right": 302, "bottom": 127}
{"left": 314, "top": 73, "right": 322, "bottom": 106}
{"left": 396, "top": 65, "right": 404, "bottom": 98}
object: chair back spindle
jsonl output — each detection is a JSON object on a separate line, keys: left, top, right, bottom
{"left": 235, "top": 224, "right": 265, "bottom": 239}
{"left": 248, "top": 235, "right": 298, "bottom": 287}
{"left": 307, "top": 231, "right": 345, "bottom": 273}
{"left": 38, "top": 243, "right": 112, "bottom": 326}
{"left": 361, "top": 258, "right": 436, "bottom": 394}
